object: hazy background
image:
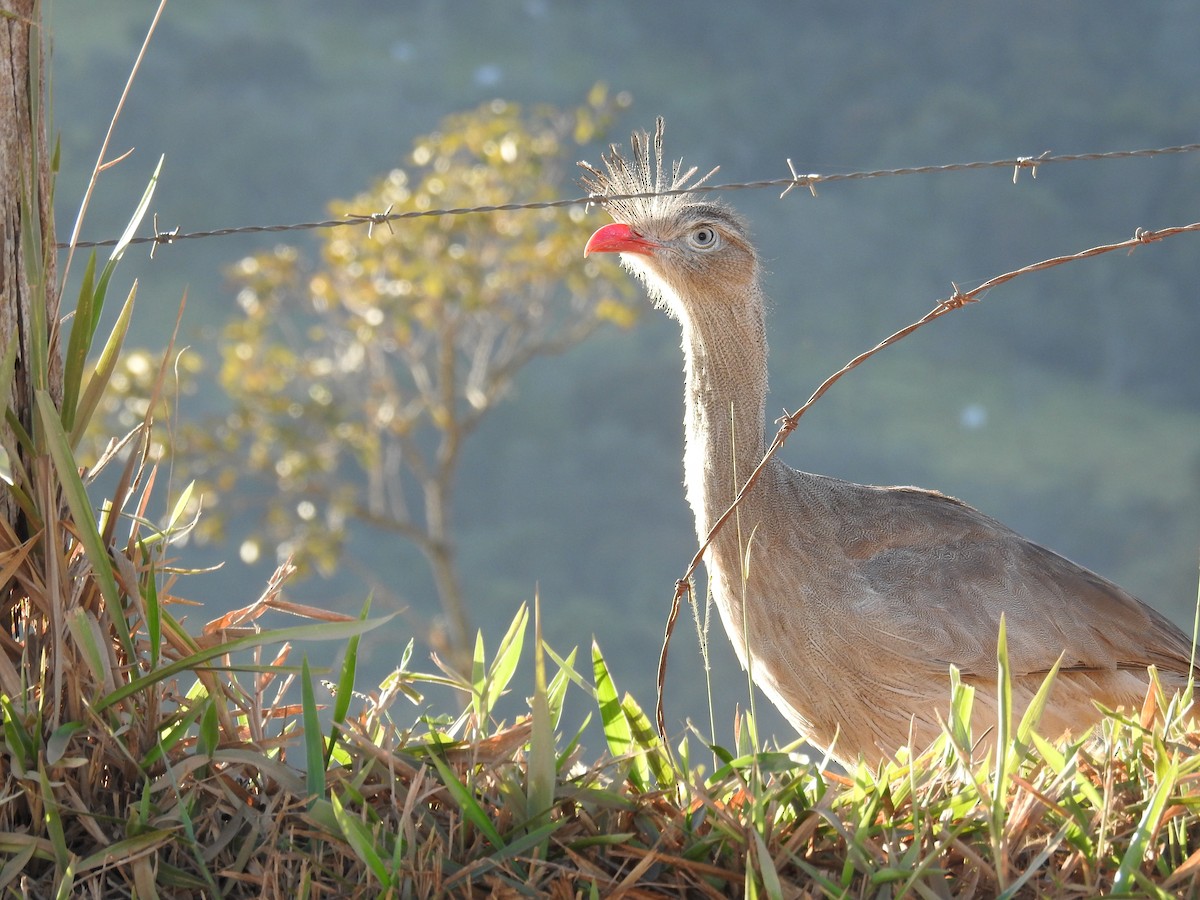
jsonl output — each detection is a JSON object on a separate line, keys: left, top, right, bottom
{"left": 47, "top": 1, "right": 1200, "bottom": 747}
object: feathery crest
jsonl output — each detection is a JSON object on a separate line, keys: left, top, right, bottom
{"left": 578, "top": 117, "right": 720, "bottom": 227}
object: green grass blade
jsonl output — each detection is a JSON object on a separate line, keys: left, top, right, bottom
{"left": 53, "top": 859, "right": 76, "bottom": 900}
{"left": 38, "top": 766, "right": 69, "bottom": 870}
{"left": 65, "top": 608, "right": 112, "bottom": 693}
{"left": 163, "top": 758, "right": 220, "bottom": 897}
{"left": 427, "top": 751, "right": 506, "bottom": 850}
{"left": 303, "top": 799, "right": 339, "bottom": 841}
{"left": 993, "top": 615, "right": 1013, "bottom": 821}
{"left": 68, "top": 280, "right": 137, "bottom": 446}
{"left": 44, "top": 722, "right": 85, "bottom": 767}
{"left": 91, "top": 155, "right": 162, "bottom": 322}
{"left": 996, "top": 820, "right": 1072, "bottom": 900}
{"left": 60, "top": 251, "right": 98, "bottom": 434}
{"left": 136, "top": 478, "right": 202, "bottom": 550}
{"left": 545, "top": 643, "right": 591, "bottom": 695}
{"left": 0, "top": 843, "right": 38, "bottom": 890}
{"left": 301, "top": 656, "right": 325, "bottom": 802}
{"left": 751, "top": 827, "right": 784, "bottom": 900}
{"left": 0, "top": 695, "right": 35, "bottom": 775}
{"left": 2, "top": 411, "right": 36, "bottom": 498}
{"left": 1131, "top": 873, "right": 1177, "bottom": 900}
{"left": 74, "top": 830, "right": 174, "bottom": 876}
{"left": 331, "top": 791, "right": 389, "bottom": 885}
{"left": 487, "top": 601, "right": 528, "bottom": 706}
{"left": 1016, "top": 653, "right": 1063, "bottom": 749}
{"left": 196, "top": 699, "right": 219, "bottom": 758}
{"left": 1028, "top": 731, "right": 1067, "bottom": 775}
{"left": 470, "top": 630, "right": 487, "bottom": 722}
{"left": 162, "top": 480, "right": 196, "bottom": 535}
{"left": 19, "top": 171, "right": 50, "bottom": 399}
{"left": 141, "top": 703, "right": 205, "bottom": 772}
{"left": 35, "top": 390, "right": 135, "bottom": 662}
{"left": 1112, "top": 756, "right": 1178, "bottom": 892}
{"left": 142, "top": 552, "right": 162, "bottom": 669}
{"left": 0, "top": 332, "right": 20, "bottom": 419}
{"left": 324, "top": 596, "right": 368, "bottom": 769}
{"left": 545, "top": 645, "right": 577, "bottom": 731}
{"left": 621, "top": 692, "right": 673, "bottom": 788}
{"left": 94, "top": 614, "right": 394, "bottom": 712}
{"left": 526, "top": 593, "right": 555, "bottom": 833}
{"left": 485, "top": 820, "right": 561, "bottom": 865}
{"left": 63, "top": 152, "right": 161, "bottom": 434}
{"left": 592, "top": 640, "right": 643, "bottom": 789}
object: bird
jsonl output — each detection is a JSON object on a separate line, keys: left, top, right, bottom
{"left": 578, "top": 119, "right": 1197, "bottom": 767}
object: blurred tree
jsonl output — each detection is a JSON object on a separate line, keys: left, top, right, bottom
{"left": 184, "top": 91, "right": 637, "bottom": 662}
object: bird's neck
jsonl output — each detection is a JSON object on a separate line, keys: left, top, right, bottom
{"left": 678, "top": 294, "right": 770, "bottom": 544}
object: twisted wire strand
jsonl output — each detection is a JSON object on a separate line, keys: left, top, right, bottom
{"left": 58, "top": 141, "right": 1200, "bottom": 251}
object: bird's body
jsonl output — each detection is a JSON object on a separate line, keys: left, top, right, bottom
{"left": 580, "top": 121, "right": 1196, "bottom": 766}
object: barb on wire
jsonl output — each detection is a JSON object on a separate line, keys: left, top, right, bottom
{"left": 654, "top": 219, "right": 1200, "bottom": 742}
{"left": 1013, "top": 150, "right": 1052, "bottom": 184}
{"left": 56, "top": 141, "right": 1200, "bottom": 252}
{"left": 781, "top": 159, "right": 820, "bottom": 198}
{"left": 149, "top": 213, "right": 179, "bottom": 260}
{"left": 346, "top": 204, "right": 395, "bottom": 238}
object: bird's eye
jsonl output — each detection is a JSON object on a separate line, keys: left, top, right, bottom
{"left": 687, "top": 225, "right": 719, "bottom": 251}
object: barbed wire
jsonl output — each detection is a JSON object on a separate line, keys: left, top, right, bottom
{"left": 57, "top": 141, "right": 1200, "bottom": 252}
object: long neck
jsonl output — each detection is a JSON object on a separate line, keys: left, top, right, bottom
{"left": 677, "top": 292, "right": 770, "bottom": 545}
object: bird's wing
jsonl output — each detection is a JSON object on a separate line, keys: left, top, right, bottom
{"left": 812, "top": 479, "right": 1196, "bottom": 681}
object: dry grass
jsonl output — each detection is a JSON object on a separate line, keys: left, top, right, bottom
{"left": 3, "top": 412, "right": 1200, "bottom": 899}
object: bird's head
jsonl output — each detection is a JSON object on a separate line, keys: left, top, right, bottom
{"left": 579, "top": 119, "right": 759, "bottom": 320}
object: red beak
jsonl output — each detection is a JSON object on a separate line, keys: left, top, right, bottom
{"left": 584, "top": 222, "right": 659, "bottom": 258}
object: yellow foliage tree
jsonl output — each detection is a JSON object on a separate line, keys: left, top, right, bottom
{"left": 185, "top": 92, "right": 637, "bottom": 659}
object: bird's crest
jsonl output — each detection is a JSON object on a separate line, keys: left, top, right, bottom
{"left": 578, "top": 117, "right": 720, "bottom": 226}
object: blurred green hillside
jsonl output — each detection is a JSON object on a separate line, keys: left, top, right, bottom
{"left": 47, "top": 1, "right": 1200, "bottom": 740}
